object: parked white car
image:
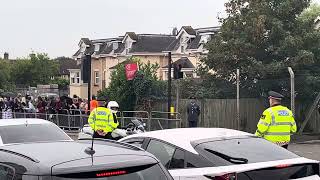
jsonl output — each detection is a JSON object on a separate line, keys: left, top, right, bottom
{"left": 119, "top": 128, "right": 320, "bottom": 180}
{"left": 0, "top": 118, "right": 73, "bottom": 146}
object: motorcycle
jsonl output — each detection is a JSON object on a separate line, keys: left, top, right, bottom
{"left": 78, "top": 118, "right": 146, "bottom": 140}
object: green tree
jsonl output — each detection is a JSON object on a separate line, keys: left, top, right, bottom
{"left": 51, "top": 78, "right": 69, "bottom": 90}
{"left": 133, "top": 62, "right": 167, "bottom": 110}
{"left": 0, "top": 60, "right": 14, "bottom": 91}
{"left": 11, "top": 53, "right": 59, "bottom": 87}
{"left": 299, "top": 3, "right": 320, "bottom": 23}
{"left": 201, "top": 0, "right": 320, "bottom": 98}
{"left": 98, "top": 58, "right": 166, "bottom": 111}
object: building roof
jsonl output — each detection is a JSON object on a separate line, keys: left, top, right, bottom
{"left": 81, "top": 38, "right": 92, "bottom": 45}
{"left": 120, "top": 128, "right": 252, "bottom": 154}
{"left": 72, "top": 48, "right": 81, "bottom": 57}
{"left": 114, "top": 43, "right": 125, "bottom": 54}
{"left": 126, "top": 32, "right": 138, "bottom": 41}
{"left": 182, "top": 26, "right": 196, "bottom": 35}
{"left": 130, "top": 34, "right": 176, "bottom": 53}
{"left": 187, "top": 35, "right": 201, "bottom": 50}
{"left": 166, "top": 38, "right": 180, "bottom": 51}
{"left": 100, "top": 43, "right": 114, "bottom": 54}
{"left": 195, "top": 26, "right": 220, "bottom": 34}
{"left": 72, "top": 26, "right": 221, "bottom": 57}
{"left": 55, "top": 57, "right": 79, "bottom": 75}
{"left": 163, "top": 57, "right": 195, "bottom": 68}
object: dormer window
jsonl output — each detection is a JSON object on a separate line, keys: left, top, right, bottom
{"left": 181, "top": 46, "right": 185, "bottom": 53}
{"left": 125, "top": 41, "right": 132, "bottom": 49}
{"left": 200, "top": 35, "right": 211, "bottom": 44}
{"left": 113, "top": 42, "right": 118, "bottom": 50}
{"left": 180, "top": 36, "right": 185, "bottom": 44}
{"left": 94, "top": 44, "right": 100, "bottom": 52}
{"left": 125, "top": 41, "right": 132, "bottom": 54}
{"left": 180, "top": 36, "right": 189, "bottom": 46}
{"left": 80, "top": 43, "right": 86, "bottom": 53}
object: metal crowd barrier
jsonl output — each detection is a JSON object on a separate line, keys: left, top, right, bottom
{"left": 150, "top": 111, "right": 182, "bottom": 131}
{"left": 1, "top": 109, "right": 183, "bottom": 132}
{"left": 120, "top": 111, "right": 149, "bottom": 129}
{"left": 0, "top": 109, "right": 88, "bottom": 132}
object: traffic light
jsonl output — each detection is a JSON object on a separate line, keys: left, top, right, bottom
{"left": 81, "top": 55, "right": 91, "bottom": 83}
{"left": 173, "top": 64, "right": 183, "bottom": 79}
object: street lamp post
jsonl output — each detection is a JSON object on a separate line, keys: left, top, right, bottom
{"left": 86, "top": 54, "right": 92, "bottom": 112}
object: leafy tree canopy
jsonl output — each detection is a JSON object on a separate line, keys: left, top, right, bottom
{"left": 98, "top": 57, "right": 166, "bottom": 111}
{"left": 201, "top": 0, "right": 320, "bottom": 99}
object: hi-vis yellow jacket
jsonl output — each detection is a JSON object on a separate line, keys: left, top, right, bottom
{"left": 88, "top": 107, "right": 119, "bottom": 133}
{"left": 255, "top": 105, "right": 297, "bottom": 144}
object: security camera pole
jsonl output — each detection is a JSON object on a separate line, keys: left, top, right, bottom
{"left": 86, "top": 54, "right": 92, "bottom": 112}
{"left": 162, "top": 50, "right": 173, "bottom": 129}
{"left": 168, "top": 51, "right": 172, "bottom": 120}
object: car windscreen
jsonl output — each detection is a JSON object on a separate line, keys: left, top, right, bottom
{"left": 51, "top": 164, "right": 170, "bottom": 180}
{"left": 194, "top": 137, "right": 299, "bottom": 165}
{"left": 0, "top": 124, "right": 71, "bottom": 145}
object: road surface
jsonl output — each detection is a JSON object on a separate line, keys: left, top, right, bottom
{"left": 289, "top": 141, "right": 320, "bottom": 161}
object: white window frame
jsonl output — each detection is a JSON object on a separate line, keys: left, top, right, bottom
{"left": 94, "top": 71, "right": 100, "bottom": 85}
{"left": 76, "top": 72, "right": 80, "bottom": 84}
{"left": 181, "top": 46, "right": 185, "bottom": 53}
{"left": 94, "top": 44, "right": 100, "bottom": 52}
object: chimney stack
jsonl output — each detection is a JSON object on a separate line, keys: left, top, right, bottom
{"left": 4, "top": 52, "right": 9, "bottom": 60}
{"left": 172, "top": 27, "right": 178, "bottom": 36}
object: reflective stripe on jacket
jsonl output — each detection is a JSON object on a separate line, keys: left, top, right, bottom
{"left": 255, "top": 105, "right": 297, "bottom": 144}
{"left": 88, "top": 107, "right": 119, "bottom": 133}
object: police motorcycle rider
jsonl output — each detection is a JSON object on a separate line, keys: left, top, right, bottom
{"left": 107, "top": 101, "right": 119, "bottom": 120}
{"left": 88, "top": 98, "right": 119, "bottom": 139}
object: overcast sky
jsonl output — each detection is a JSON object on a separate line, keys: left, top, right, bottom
{"left": 0, "top": 0, "right": 319, "bottom": 59}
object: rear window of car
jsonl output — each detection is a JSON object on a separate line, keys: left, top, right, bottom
{"left": 51, "top": 164, "right": 170, "bottom": 180}
{"left": 0, "top": 124, "right": 71, "bottom": 145}
{"left": 195, "top": 137, "right": 299, "bottom": 166}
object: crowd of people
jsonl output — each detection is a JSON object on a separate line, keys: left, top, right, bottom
{"left": 0, "top": 94, "right": 89, "bottom": 119}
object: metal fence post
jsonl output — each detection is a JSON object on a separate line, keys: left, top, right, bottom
{"left": 148, "top": 112, "right": 152, "bottom": 131}
{"left": 236, "top": 69, "right": 240, "bottom": 130}
{"left": 288, "top": 67, "right": 295, "bottom": 116}
{"left": 121, "top": 111, "right": 125, "bottom": 128}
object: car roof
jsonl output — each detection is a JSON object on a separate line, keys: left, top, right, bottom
{"left": 120, "top": 128, "right": 252, "bottom": 154}
{"left": 0, "top": 140, "right": 157, "bottom": 175}
{"left": 0, "top": 118, "right": 51, "bottom": 126}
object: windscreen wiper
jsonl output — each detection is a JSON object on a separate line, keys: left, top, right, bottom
{"left": 205, "top": 149, "right": 248, "bottom": 164}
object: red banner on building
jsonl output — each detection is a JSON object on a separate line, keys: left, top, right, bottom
{"left": 125, "top": 63, "right": 138, "bottom": 80}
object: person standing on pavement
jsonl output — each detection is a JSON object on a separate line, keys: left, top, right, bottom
{"left": 255, "top": 91, "right": 297, "bottom": 149}
{"left": 37, "top": 96, "right": 46, "bottom": 114}
{"left": 26, "top": 96, "right": 36, "bottom": 114}
{"left": 0, "top": 97, "right": 4, "bottom": 111}
{"left": 187, "top": 97, "right": 200, "bottom": 128}
{"left": 90, "top": 95, "right": 99, "bottom": 112}
{"left": 3, "top": 97, "right": 13, "bottom": 119}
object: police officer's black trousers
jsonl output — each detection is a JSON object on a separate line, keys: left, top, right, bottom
{"left": 282, "top": 144, "right": 288, "bottom": 149}
{"left": 188, "top": 121, "right": 198, "bottom": 128}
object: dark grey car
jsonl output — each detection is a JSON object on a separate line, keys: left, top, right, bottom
{"left": 0, "top": 118, "right": 172, "bottom": 179}
{"left": 0, "top": 139, "right": 173, "bottom": 179}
